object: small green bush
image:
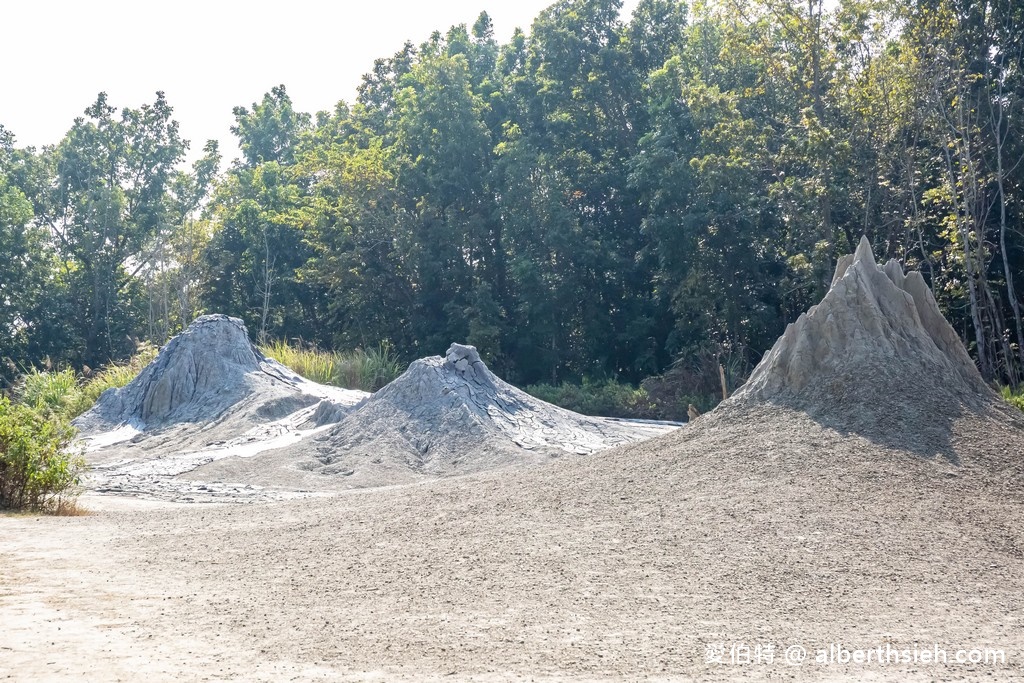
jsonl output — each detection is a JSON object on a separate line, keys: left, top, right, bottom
{"left": 1001, "top": 386, "right": 1024, "bottom": 413}
{"left": 0, "top": 397, "right": 84, "bottom": 512}
{"left": 525, "top": 379, "right": 662, "bottom": 420}
{"left": 261, "top": 340, "right": 403, "bottom": 392}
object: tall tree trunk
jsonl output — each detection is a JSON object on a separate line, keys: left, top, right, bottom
{"left": 807, "top": 0, "right": 835, "bottom": 269}
{"left": 258, "top": 226, "right": 275, "bottom": 345}
{"left": 940, "top": 142, "right": 990, "bottom": 377}
{"left": 996, "top": 154, "right": 1023, "bottom": 384}
{"left": 990, "top": 50, "right": 1024, "bottom": 384}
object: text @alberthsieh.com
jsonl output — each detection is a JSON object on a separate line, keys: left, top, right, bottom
{"left": 705, "top": 642, "right": 1008, "bottom": 667}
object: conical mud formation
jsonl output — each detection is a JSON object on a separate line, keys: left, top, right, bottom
{"left": 719, "top": 237, "right": 1005, "bottom": 456}
{"left": 73, "top": 315, "right": 368, "bottom": 498}
{"left": 737, "top": 236, "right": 988, "bottom": 403}
{"left": 295, "top": 343, "right": 677, "bottom": 485}
{"left": 77, "top": 315, "right": 278, "bottom": 430}
{"left": 76, "top": 315, "right": 365, "bottom": 433}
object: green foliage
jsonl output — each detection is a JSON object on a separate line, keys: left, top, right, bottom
{"left": 1001, "top": 386, "right": 1024, "bottom": 413}
{"left": 3, "top": 0, "right": 1024, "bottom": 395}
{"left": 13, "top": 345, "right": 158, "bottom": 421}
{"left": 203, "top": 87, "right": 319, "bottom": 345}
{"left": 261, "top": 340, "right": 403, "bottom": 393}
{"left": 16, "top": 367, "right": 80, "bottom": 418}
{"left": 0, "top": 397, "right": 84, "bottom": 512}
{"left": 232, "top": 85, "right": 311, "bottom": 167}
{"left": 0, "top": 127, "right": 71, "bottom": 391}
{"left": 525, "top": 379, "right": 663, "bottom": 420}
{"left": 294, "top": 116, "right": 415, "bottom": 353}
{"left": 40, "top": 92, "right": 188, "bottom": 365}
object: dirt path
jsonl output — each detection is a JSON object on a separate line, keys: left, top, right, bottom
{"left": 0, "top": 497, "right": 303, "bottom": 682}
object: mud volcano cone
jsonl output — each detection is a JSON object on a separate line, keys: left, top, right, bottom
{"left": 300, "top": 343, "right": 676, "bottom": 484}
{"left": 726, "top": 236, "right": 996, "bottom": 455}
{"left": 75, "top": 314, "right": 363, "bottom": 433}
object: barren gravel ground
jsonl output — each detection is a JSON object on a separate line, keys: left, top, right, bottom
{"left": 2, "top": 403, "right": 1023, "bottom": 682}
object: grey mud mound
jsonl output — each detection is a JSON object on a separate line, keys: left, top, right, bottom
{"left": 291, "top": 343, "right": 678, "bottom": 488}
{"left": 74, "top": 315, "right": 368, "bottom": 499}
{"left": 726, "top": 236, "right": 1017, "bottom": 458}
{"left": 81, "top": 315, "right": 288, "bottom": 430}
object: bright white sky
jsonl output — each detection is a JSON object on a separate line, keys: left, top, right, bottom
{"left": 2, "top": 0, "right": 640, "bottom": 164}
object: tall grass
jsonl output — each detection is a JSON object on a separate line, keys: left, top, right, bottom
{"left": 14, "top": 344, "right": 158, "bottom": 421}
{"left": 1001, "top": 385, "right": 1024, "bottom": 413}
{"left": 261, "top": 340, "right": 403, "bottom": 392}
{"left": 17, "top": 367, "right": 80, "bottom": 417}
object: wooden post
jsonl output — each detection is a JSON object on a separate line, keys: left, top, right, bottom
{"left": 719, "top": 363, "right": 728, "bottom": 401}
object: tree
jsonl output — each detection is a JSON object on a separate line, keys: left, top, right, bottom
{"left": 296, "top": 116, "right": 415, "bottom": 350}
{"left": 394, "top": 50, "right": 497, "bottom": 354}
{"left": 34, "top": 93, "right": 186, "bottom": 365}
{"left": 494, "top": 0, "right": 666, "bottom": 382}
{"left": 0, "top": 128, "right": 54, "bottom": 388}
{"left": 203, "top": 87, "right": 319, "bottom": 343}
{"left": 139, "top": 140, "right": 221, "bottom": 341}
{"left": 231, "top": 85, "right": 311, "bottom": 167}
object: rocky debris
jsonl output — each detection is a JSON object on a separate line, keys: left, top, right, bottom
{"left": 446, "top": 343, "right": 489, "bottom": 382}
{"left": 290, "top": 343, "right": 679, "bottom": 487}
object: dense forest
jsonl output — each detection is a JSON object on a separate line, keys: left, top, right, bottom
{"left": 2, "top": 0, "right": 1023, "bottom": 406}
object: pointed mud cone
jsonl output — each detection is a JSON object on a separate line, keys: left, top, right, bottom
{"left": 738, "top": 236, "right": 988, "bottom": 403}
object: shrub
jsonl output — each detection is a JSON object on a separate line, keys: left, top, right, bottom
{"left": 261, "top": 340, "right": 403, "bottom": 392}
{"left": 0, "top": 397, "right": 84, "bottom": 512}
{"left": 1001, "top": 386, "right": 1024, "bottom": 413}
{"left": 639, "top": 350, "right": 751, "bottom": 420}
{"left": 525, "top": 379, "right": 662, "bottom": 420}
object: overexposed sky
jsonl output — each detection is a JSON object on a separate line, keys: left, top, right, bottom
{"left": 2, "top": 0, "right": 639, "bottom": 164}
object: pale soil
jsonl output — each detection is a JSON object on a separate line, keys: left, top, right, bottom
{"left": 2, "top": 403, "right": 1023, "bottom": 682}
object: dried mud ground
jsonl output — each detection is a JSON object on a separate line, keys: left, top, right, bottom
{"left": 2, "top": 403, "right": 1023, "bottom": 682}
